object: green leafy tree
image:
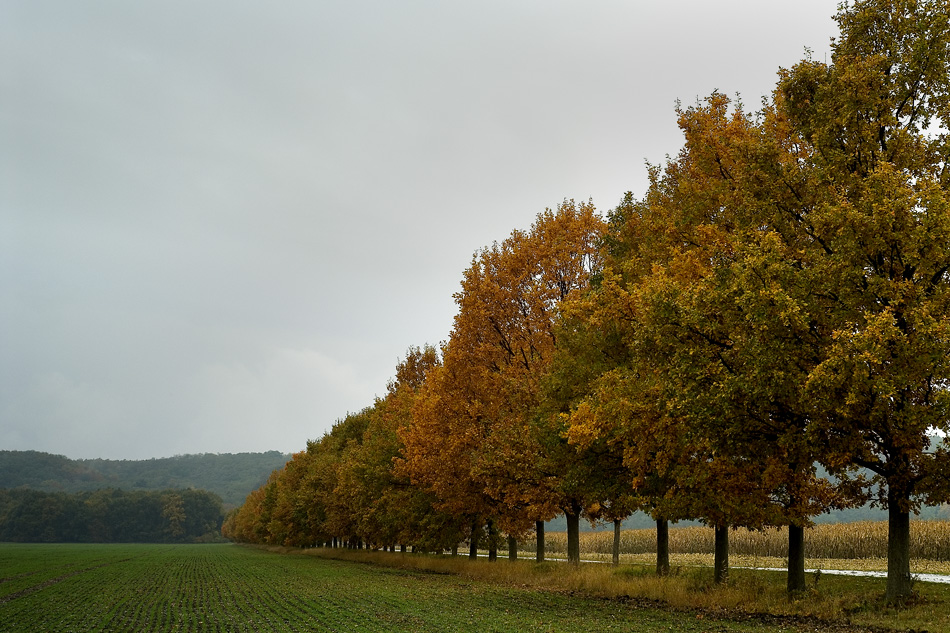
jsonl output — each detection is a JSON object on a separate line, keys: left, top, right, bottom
{"left": 777, "top": 0, "right": 950, "bottom": 601}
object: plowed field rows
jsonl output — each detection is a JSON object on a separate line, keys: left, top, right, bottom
{"left": 0, "top": 543, "right": 773, "bottom": 632}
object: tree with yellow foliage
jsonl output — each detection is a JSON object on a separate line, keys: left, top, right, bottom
{"left": 566, "top": 0, "right": 950, "bottom": 600}
{"left": 338, "top": 346, "right": 465, "bottom": 551}
{"left": 563, "top": 92, "right": 837, "bottom": 589}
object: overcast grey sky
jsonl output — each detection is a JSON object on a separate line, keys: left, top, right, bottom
{"left": 1, "top": 1, "right": 840, "bottom": 460}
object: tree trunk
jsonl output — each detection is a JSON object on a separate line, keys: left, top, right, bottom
{"left": 508, "top": 535, "right": 518, "bottom": 561}
{"left": 612, "top": 519, "right": 621, "bottom": 566}
{"left": 400, "top": 543, "right": 406, "bottom": 553}
{"left": 469, "top": 520, "right": 480, "bottom": 560}
{"left": 787, "top": 523, "right": 806, "bottom": 594}
{"left": 487, "top": 519, "right": 498, "bottom": 562}
{"left": 714, "top": 524, "right": 729, "bottom": 584}
{"left": 536, "top": 520, "right": 545, "bottom": 563}
{"left": 451, "top": 543, "right": 458, "bottom": 556}
{"left": 886, "top": 488, "right": 913, "bottom": 603}
{"left": 656, "top": 518, "right": 670, "bottom": 576}
{"left": 566, "top": 507, "right": 581, "bottom": 566}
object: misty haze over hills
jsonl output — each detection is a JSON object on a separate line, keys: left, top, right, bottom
{"left": 0, "top": 450, "right": 290, "bottom": 507}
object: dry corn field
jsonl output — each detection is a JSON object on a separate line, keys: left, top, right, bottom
{"left": 528, "top": 520, "right": 950, "bottom": 571}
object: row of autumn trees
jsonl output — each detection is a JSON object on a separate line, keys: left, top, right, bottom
{"left": 224, "top": 0, "right": 950, "bottom": 601}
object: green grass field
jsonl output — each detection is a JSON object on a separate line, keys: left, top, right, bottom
{"left": 0, "top": 542, "right": 793, "bottom": 632}
{"left": 0, "top": 542, "right": 945, "bottom": 632}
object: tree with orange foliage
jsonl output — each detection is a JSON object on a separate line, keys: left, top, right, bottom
{"left": 337, "top": 346, "right": 466, "bottom": 552}
{"left": 399, "top": 200, "right": 605, "bottom": 563}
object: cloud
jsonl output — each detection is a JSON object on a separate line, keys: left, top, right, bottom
{"left": 2, "top": 371, "right": 127, "bottom": 458}
{"left": 1, "top": 0, "right": 840, "bottom": 459}
{"left": 188, "top": 345, "right": 378, "bottom": 453}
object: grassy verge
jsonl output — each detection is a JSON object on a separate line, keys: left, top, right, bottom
{"left": 298, "top": 546, "right": 950, "bottom": 632}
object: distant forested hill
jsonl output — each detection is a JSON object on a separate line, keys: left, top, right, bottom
{"left": 0, "top": 450, "right": 290, "bottom": 506}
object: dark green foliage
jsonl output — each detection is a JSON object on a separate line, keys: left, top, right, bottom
{"left": 0, "top": 488, "right": 224, "bottom": 543}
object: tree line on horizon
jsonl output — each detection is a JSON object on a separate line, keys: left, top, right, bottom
{"left": 0, "top": 488, "right": 224, "bottom": 543}
{"left": 224, "top": 0, "right": 950, "bottom": 602}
